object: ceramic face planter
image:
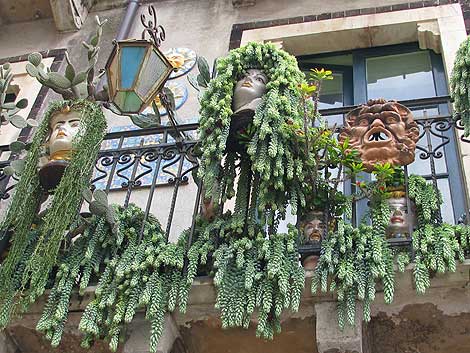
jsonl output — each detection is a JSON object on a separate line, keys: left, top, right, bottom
{"left": 386, "top": 196, "right": 416, "bottom": 238}
{"left": 300, "top": 210, "right": 325, "bottom": 243}
{"left": 47, "top": 108, "right": 81, "bottom": 161}
{"left": 339, "top": 99, "right": 420, "bottom": 172}
{"left": 232, "top": 68, "right": 268, "bottom": 115}
{"left": 38, "top": 106, "right": 81, "bottom": 191}
{"left": 227, "top": 68, "right": 268, "bottom": 152}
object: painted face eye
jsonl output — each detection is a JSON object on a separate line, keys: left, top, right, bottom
{"left": 70, "top": 120, "right": 80, "bottom": 128}
{"left": 54, "top": 122, "right": 65, "bottom": 130}
{"left": 386, "top": 116, "right": 398, "bottom": 124}
{"left": 359, "top": 118, "right": 369, "bottom": 126}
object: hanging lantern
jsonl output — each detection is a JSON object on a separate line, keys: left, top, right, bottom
{"left": 105, "top": 39, "right": 174, "bottom": 114}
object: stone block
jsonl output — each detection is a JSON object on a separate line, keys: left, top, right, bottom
{"left": 315, "top": 302, "right": 363, "bottom": 353}
{"left": 124, "top": 314, "right": 181, "bottom": 353}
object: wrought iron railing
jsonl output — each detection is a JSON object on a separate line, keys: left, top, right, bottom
{"left": 1, "top": 95, "right": 469, "bottom": 256}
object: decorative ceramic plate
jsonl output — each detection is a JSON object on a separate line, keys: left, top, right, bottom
{"left": 142, "top": 81, "right": 188, "bottom": 116}
{"left": 164, "top": 47, "right": 197, "bottom": 79}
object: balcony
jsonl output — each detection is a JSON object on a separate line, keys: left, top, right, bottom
{"left": 1, "top": 95, "right": 470, "bottom": 353}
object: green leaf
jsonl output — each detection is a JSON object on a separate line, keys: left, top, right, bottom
{"left": 9, "top": 141, "right": 26, "bottom": 153}
{"left": 82, "top": 189, "right": 93, "bottom": 203}
{"left": 130, "top": 113, "right": 162, "bottom": 129}
{"left": 3, "top": 166, "right": 15, "bottom": 176}
{"left": 28, "top": 52, "right": 42, "bottom": 66}
{"left": 162, "top": 87, "right": 175, "bottom": 112}
{"left": 15, "top": 98, "right": 28, "bottom": 109}
{"left": 26, "top": 63, "right": 39, "bottom": 78}
{"left": 48, "top": 72, "right": 72, "bottom": 89}
{"left": 72, "top": 71, "right": 87, "bottom": 86}
{"left": 89, "top": 200, "right": 108, "bottom": 216}
{"left": 2, "top": 102, "right": 16, "bottom": 110}
{"left": 106, "top": 206, "right": 116, "bottom": 226}
{"left": 197, "top": 74, "right": 208, "bottom": 88}
{"left": 26, "top": 119, "right": 38, "bottom": 127}
{"left": 65, "top": 64, "right": 76, "bottom": 82}
{"left": 9, "top": 115, "right": 27, "bottom": 128}
{"left": 187, "top": 74, "right": 200, "bottom": 92}
{"left": 11, "top": 159, "right": 25, "bottom": 173}
{"left": 197, "top": 57, "right": 210, "bottom": 85}
{"left": 93, "top": 189, "right": 108, "bottom": 205}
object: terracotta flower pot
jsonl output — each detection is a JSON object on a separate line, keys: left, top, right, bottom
{"left": 302, "top": 255, "right": 319, "bottom": 270}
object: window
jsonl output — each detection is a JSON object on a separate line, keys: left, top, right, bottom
{"left": 298, "top": 43, "right": 466, "bottom": 224}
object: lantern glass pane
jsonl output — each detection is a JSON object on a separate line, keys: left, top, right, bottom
{"left": 120, "top": 46, "right": 146, "bottom": 89}
{"left": 107, "top": 54, "right": 118, "bottom": 99}
{"left": 114, "top": 91, "right": 143, "bottom": 113}
{"left": 136, "top": 49, "right": 171, "bottom": 100}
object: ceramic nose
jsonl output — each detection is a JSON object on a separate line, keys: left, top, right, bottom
{"left": 371, "top": 117, "right": 385, "bottom": 128}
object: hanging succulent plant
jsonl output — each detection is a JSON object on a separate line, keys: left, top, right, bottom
{"left": 36, "top": 204, "right": 187, "bottom": 353}
{"left": 313, "top": 173, "right": 470, "bottom": 329}
{"left": 450, "top": 35, "right": 470, "bottom": 136}
{"left": 198, "top": 42, "right": 306, "bottom": 218}
{"left": 0, "top": 99, "right": 107, "bottom": 327}
{"left": 188, "top": 42, "right": 308, "bottom": 338}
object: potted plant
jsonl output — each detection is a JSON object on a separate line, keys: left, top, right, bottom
{"left": 0, "top": 17, "right": 109, "bottom": 326}
{"left": 356, "top": 163, "right": 417, "bottom": 238}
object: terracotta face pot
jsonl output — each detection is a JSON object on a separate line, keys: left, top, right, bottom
{"left": 300, "top": 210, "right": 326, "bottom": 244}
{"left": 338, "top": 99, "right": 420, "bottom": 172}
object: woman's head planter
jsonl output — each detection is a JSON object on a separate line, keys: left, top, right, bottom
{"left": 339, "top": 99, "right": 420, "bottom": 172}
{"left": 46, "top": 105, "right": 81, "bottom": 161}
{"left": 232, "top": 69, "right": 268, "bottom": 114}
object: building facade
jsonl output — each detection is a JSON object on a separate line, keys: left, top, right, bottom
{"left": 1, "top": 1, "right": 470, "bottom": 352}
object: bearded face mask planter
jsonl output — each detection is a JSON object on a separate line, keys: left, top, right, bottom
{"left": 38, "top": 106, "right": 81, "bottom": 191}
{"left": 339, "top": 99, "right": 420, "bottom": 173}
{"left": 299, "top": 210, "right": 326, "bottom": 244}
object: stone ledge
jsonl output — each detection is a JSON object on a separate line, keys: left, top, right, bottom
{"left": 16, "top": 260, "right": 470, "bottom": 324}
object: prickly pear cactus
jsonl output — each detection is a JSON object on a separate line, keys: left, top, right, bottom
{"left": 25, "top": 16, "right": 108, "bottom": 101}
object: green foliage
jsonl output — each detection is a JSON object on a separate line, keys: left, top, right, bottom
{"left": 0, "top": 62, "right": 31, "bottom": 132}
{"left": 312, "top": 221, "right": 396, "bottom": 328}
{"left": 412, "top": 224, "right": 463, "bottom": 294}
{"left": 26, "top": 16, "right": 107, "bottom": 100}
{"left": 189, "top": 218, "right": 304, "bottom": 338}
{"left": 197, "top": 42, "right": 306, "bottom": 220}
{"left": 313, "top": 174, "right": 469, "bottom": 329}
{"left": 450, "top": 35, "right": 470, "bottom": 136}
{"left": 36, "top": 204, "right": 187, "bottom": 353}
{"left": 408, "top": 175, "right": 441, "bottom": 225}
{"left": 0, "top": 99, "right": 107, "bottom": 327}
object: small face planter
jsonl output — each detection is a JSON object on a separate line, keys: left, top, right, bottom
{"left": 38, "top": 107, "right": 81, "bottom": 192}
{"left": 299, "top": 210, "right": 326, "bottom": 244}
{"left": 385, "top": 189, "right": 417, "bottom": 238}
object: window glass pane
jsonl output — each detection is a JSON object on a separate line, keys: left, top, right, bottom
{"left": 407, "top": 120, "right": 448, "bottom": 176}
{"left": 366, "top": 51, "right": 435, "bottom": 100}
{"left": 317, "top": 73, "right": 344, "bottom": 126}
{"left": 437, "top": 178, "right": 454, "bottom": 224}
